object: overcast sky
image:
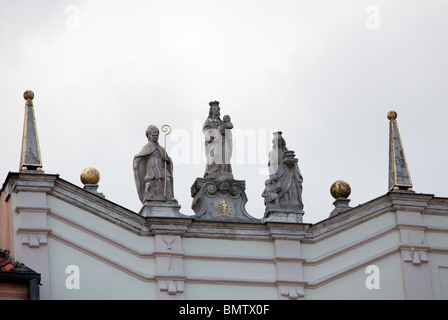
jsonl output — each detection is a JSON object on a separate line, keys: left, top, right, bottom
{"left": 1, "top": 0, "right": 447, "bottom": 224}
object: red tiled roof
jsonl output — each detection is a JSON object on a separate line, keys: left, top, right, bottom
{"left": 0, "top": 257, "right": 15, "bottom": 272}
{"left": 0, "top": 249, "right": 40, "bottom": 275}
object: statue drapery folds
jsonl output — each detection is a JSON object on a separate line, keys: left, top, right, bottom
{"left": 262, "top": 131, "right": 304, "bottom": 214}
{"left": 133, "top": 125, "right": 176, "bottom": 203}
{"left": 203, "top": 101, "right": 234, "bottom": 180}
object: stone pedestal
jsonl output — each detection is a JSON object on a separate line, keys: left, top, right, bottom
{"left": 83, "top": 184, "right": 105, "bottom": 198}
{"left": 329, "top": 197, "right": 351, "bottom": 217}
{"left": 262, "top": 207, "right": 304, "bottom": 223}
{"left": 191, "top": 178, "right": 258, "bottom": 222}
{"left": 139, "top": 201, "right": 189, "bottom": 218}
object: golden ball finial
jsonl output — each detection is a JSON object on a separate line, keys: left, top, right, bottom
{"left": 387, "top": 110, "right": 397, "bottom": 121}
{"left": 80, "top": 167, "right": 100, "bottom": 185}
{"left": 23, "top": 90, "right": 34, "bottom": 101}
{"left": 330, "top": 180, "right": 351, "bottom": 199}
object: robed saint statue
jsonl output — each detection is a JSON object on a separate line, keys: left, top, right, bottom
{"left": 133, "top": 125, "right": 176, "bottom": 203}
{"left": 262, "top": 131, "right": 303, "bottom": 213}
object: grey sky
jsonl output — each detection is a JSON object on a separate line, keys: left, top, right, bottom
{"left": 1, "top": 0, "right": 447, "bottom": 223}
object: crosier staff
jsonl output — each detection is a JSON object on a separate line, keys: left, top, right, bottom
{"left": 161, "top": 125, "right": 171, "bottom": 198}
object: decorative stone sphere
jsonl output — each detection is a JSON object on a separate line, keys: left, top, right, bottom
{"left": 387, "top": 110, "right": 397, "bottom": 121}
{"left": 80, "top": 167, "right": 100, "bottom": 185}
{"left": 23, "top": 90, "right": 34, "bottom": 101}
{"left": 330, "top": 180, "right": 351, "bottom": 199}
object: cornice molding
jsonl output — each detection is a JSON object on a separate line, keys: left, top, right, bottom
{"left": 4, "top": 172, "right": 448, "bottom": 243}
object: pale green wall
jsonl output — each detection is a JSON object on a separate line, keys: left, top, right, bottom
{"left": 182, "top": 238, "right": 276, "bottom": 299}
{"left": 301, "top": 212, "right": 403, "bottom": 299}
{"left": 47, "top": 215, "right": 155, "bottom": 276}
{"left": 47, "top": 195, "right": 156, "bottom": 299}
{"left": 183, "top": 259, "right": 276, "bottom": 282}
{"left": 48, "top": 238, "right": 157, "bottom": 299}
{"left": 428, "top": 254, "right": 448, "bottom": 300}
{"left": 301, "top": 212, "right": 396, "bottom": 257}
{"left": 47, "top": 196, "right": 153, "bottom": 251}
{"left": 304, "top": 253, "right": 404, "bottom": 299}
{"left": 303, "top": 232, "right": 400, "bottom": 281}
{"left": 182, "top": 238, "right": 274, "bottom": 257}
{"left": 184, "top": 283, "right": 278, "bottom": 300}
{"left": 425, "top": 232, "right": 448, "bottom": 248}
{"left": 42, "top": 195, "right": 448, "bottom": 300}
{"left": 422, "top": 214, "right": 448, "bottom": 228}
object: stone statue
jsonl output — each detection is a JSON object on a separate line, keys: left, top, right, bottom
{"left": 262, "top": 131, "right": 304, "bottom": 215}
{"left": 203, "top": 101, "right": 234, "bottom": 180}
{"left": 261, "top": 179, "right": 281, "bottom": 206}
{"left": 191, "top": 100, "right": 256, "bottom": 222}
{"left": 133, "top": 125, "right": 176, "bottom": 203}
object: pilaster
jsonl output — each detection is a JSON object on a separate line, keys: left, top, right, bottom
{"left": 396, "top": 210, "right": 432, "bottom": 299}
{"left": 274, "top": 239, "right": 306, "bottom": 299}
{"left": 149, "top": 216, "right": 191, "bottom": 299}
{"left": 154, "top": 234, "right": 186, "bottom": 299}
{"left": 266, "top": 222, "right": 308, "bottom": 299}
{"left": 15, "top": 191, "right": 51, "bottom": 300}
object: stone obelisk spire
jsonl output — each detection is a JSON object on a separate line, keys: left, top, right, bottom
{"left": 20, "top": 90, "right": 43, "bottom": 172}
{"left": 387, "top": 111, "right": 412, "bottom": 192}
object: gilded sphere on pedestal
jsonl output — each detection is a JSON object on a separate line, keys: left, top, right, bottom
{"left": 387, "top": 111, "right": 397, "bottom": 121}
{"left": 80, "top": 167, "right": 100, "bottom": 185}
{"left": 23, "top": 90, "right": 34, "bottom": 101}
{"left": 330, "top": 180, "right": 351, "bottom": 199}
